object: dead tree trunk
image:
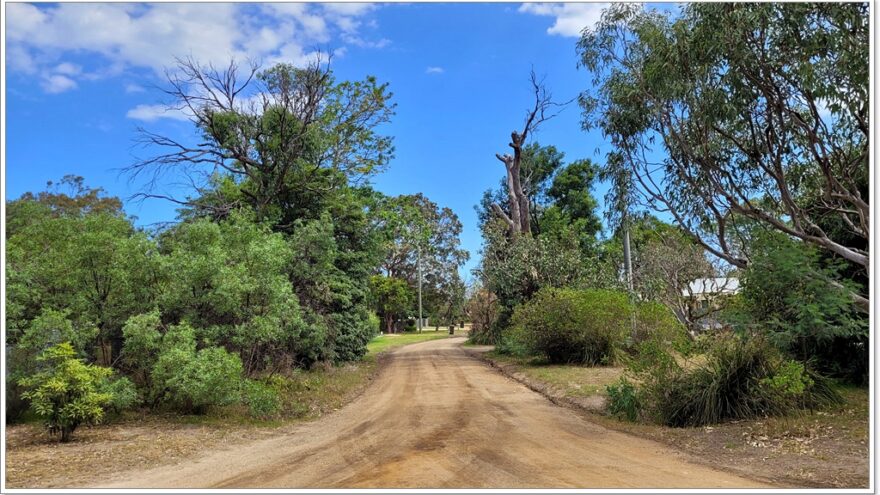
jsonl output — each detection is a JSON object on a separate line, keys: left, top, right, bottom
{"left": 491, "top": 70, "right": 567, "bottom": 236}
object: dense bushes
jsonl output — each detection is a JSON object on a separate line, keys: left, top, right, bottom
{"left": 510, "top": 288, "right": 629, "bottom": 364}
{"left": 508, "top": 288, "right": 685, "bottom": 365}
{"left": 610, "top": 334, "right": 842, "bottom": 427}
{"left": 159, "top": 212, "right": 316, "bottom": 372}
{"left": 730, "top": 232, "right": 869, "bottom": 384}
{"left": 150, "top": 324, "right": 245, "bottom": 414}
{"left": 4, "top": 187, "right": 379, "bottom": 430}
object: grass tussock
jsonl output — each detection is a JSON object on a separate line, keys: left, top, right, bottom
{"left": 613, "top": 334, "right": 843, "bottom": 427}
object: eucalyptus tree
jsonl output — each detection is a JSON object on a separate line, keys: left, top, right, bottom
{"left": 479, "top": 143, "right": 602, "bottom": 256}
{"left": 374, "top": 193, "right": 469, "bottom": 328}
{"left": 578, "top": 3, "right": 869, "bottom": 310}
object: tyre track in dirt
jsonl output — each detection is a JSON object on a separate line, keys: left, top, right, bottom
{"left": 96, "top": 337, "right": 772, "bottom": 488}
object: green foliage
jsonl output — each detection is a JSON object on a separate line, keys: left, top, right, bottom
{"left": 5, "top": 175, "right": 123, "bottom": 237}
{"left": 159, "top": 211, "right": 313, "bottom": 371}
{"left": 606, "top": 377, "right": 641, "bottom": 422}
{"left": 624, "top": 334, "right": 842, "bottom": 427}
{"left": 151, "top": 324, "right": 244, "bottom": 414}
{"left": 579, "top": 2, "right": 868, "bottom": 306}
{"left": 369, "top": 275, "right": 413, "bottom": 333}
{"left": 509, "top": 288, "right": 631, "bottom": 365}
{"left": 374, "top": 193, "right": 469, "bottom": 331}
{"left": 16, "top": 308, "right": 96, "bottom": 356}
{"left": 731, "top": 231, "right": 868, "bottom": 383}
{"left": 121, "top": 311, "right": 163, "bottom": 385}
{"left": 478, "top": 144, "right": 602, "bottom": 254}
{"left": 480, "top": 222, "right": 589, "bottom": 315}
{"left": 242, "top": 379, "right": 281, "bottom": 419}
{"left": 98, "top": 375, "right": 139, "bottom": 414}
{"left": 761, "top": 361, "right": 812, "bottom": 397}
{"left": 6, "top": 190, "right": 160, "bottom": 377}
{"left": 18, "top": 343, "right": 114, "bottom": 442}
{"left": 144, "top": 60, "right": 399, "bottom": 366}
{"left": 474, "top": 143, "right": 608, "bottom": 344}
{"left": 631, "top": 300, "right": 688, "bottom": 349}
{"left": 4, "top": 59, "right": 467, "bottom": 427}
{"left": 508, "top": 288, "right": 686, "bottom": 365}
{"left": 6, "top": 308, "right": 99, "bottom": 423}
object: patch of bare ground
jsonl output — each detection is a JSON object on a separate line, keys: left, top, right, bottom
{"left": 469, "top": 347, "right": 869, "bottom": 489}
{"left": 5, "top": 415, "right": 279, "bottom": 488}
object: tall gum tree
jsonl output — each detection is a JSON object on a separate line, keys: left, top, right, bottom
{"left": 578, "top": 3, "right": 869, "bottom": 310}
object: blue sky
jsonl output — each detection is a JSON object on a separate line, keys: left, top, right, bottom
{"left": 5, "top": 2, "right": 645, "bottom": 276}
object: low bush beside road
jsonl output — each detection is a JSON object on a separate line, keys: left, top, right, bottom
{"left": 506, "top": 287, "right": 685, "bottom": 365}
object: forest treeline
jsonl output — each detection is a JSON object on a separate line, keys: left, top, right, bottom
{"left": 5, "top": 60, "right": 467, "bottom": 440}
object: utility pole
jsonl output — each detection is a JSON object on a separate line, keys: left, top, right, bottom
{"left": 417, "top": 243, "right": 423, "bottom": 333}
{"left": 622, "top": 210, "right": 637, "bottom": 339}
{"left": 623, "top": 224, "right": 634, "bottom": 292}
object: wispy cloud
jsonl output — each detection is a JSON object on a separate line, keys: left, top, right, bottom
{"left": 518, "top": 3, "right": 608, "bottom": 37}
{"left": 126, "top": 104, "right": 190, "bottom": 122}
{"left": 425, "top": 66, "right": 444, "bottom": 75}
{"left": 41, "top": 74, "right": 77, "bottom": 94}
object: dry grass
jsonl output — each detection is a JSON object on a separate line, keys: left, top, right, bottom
{"left": 366, "top": 332, "right": 452, "bottom": 355}
{"left": 485, "top": 351, "right": 623, "bottom": 399}
{"left": 477, "top": 349, "right": 869, "bottom": 488}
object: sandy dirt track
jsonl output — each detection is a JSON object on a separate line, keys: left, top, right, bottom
{"left": 97, "top": 337, "right": 771, "bottom": 489}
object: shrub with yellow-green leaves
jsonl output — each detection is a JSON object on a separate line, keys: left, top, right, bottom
{"left": 18, "top": 342, "right": 114, "bottom": 442}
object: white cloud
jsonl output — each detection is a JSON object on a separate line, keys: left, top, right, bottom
{"left": 426, "top": 66, "right": 444, "bottom": 74}
{"left": 54, "top": 62, "right": 81, "bottom": 76}
{"left": 7, "top": 44, "right": 38, "bottom": 74}
{"left": 126, "top": 104, "right": 190, "bottom": 122}
{"left": 125, "top": 83, "right": 146, "bottom": 93}
{"left": 343, "top": 35, "right": 391, "bottom": 49}
{"left": 518, "top": 3, "right": 608, "bottom": 37}
{"left": 41, "top": 74, "right": 78, "bottom": 93}
{"left": 7, "top": 2, "right": 387, "bottom": 95}
{"left": 322, "top": 3, "right": 376, "bottom": 17}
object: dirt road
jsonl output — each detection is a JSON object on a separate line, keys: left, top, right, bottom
{"left": 98, "top": 337, "right": 770, "bottom": 488}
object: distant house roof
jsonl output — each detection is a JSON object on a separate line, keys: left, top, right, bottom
{"left": 684, "top": 277, "right": 740, "bottom": 297}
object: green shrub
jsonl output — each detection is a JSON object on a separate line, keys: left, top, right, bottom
{"left": 730, "top": 231, "right": 868, "bottom": 384}
{"left": 17, "top": 308, "right": 97, "bottom": 356}
{"left": 121, "top": 311, "right": 163, "bottom": 388}
{"left": 629, "top": 334, "right": 842, "bottom": 427}
{"left": 509, "top": 288, "right": 632, "bottom": 364}
{"left": 495, "top": 332, "right": 530, "bottom": 357}
{"left": 99, "top": 375, "right": 139, "bottom": 414}
{"left": 18, "top": 343, "right": 114, "bottom": 442}
{"left": 631, "top": 300, "right": 687, "bottom": 349}
{"left": 242, "top": 379, "right": 281, "bottom": 418}
{"left": 151, "top": 324, "right": 244, "bottom": 414}
{"left": 606, "top": 377, "right": 641, "bottom": 421}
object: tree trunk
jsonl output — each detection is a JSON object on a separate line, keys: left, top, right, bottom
{"left": 60, "top": 425, "right": 75, "bottom": 443}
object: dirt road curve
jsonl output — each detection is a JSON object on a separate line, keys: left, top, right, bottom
{"left": 98, "top": 337, "right": 770, "bottom": 488}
